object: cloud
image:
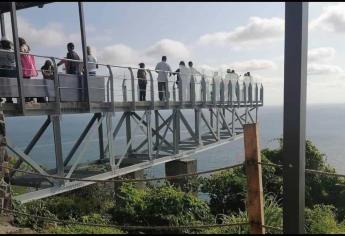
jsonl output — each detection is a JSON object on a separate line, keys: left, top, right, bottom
{"left": 223, "top": 59, "right": 277, "bottom": 72}
{"left": 310, "top": 3, "right": 345, "bottom": 32}
{"left": 195, "top": 59, "right": 276, "bottom": 76}
{"left": 308, "top": 47, "right": 335, "bottom": 62}
{"left": 98, "top": 44, "right": 140, "bottom": 65}
{"left": 145, "top": 39, "right": 191, "bottom": 60}
{"left": 308, "top": 63, "right": 344, "bottom": 75}
{"left": 197, "top": 17, "right": 284, "bottom": 48}
{"left": 97, "top": 38, "right": 191, "bottom": 67}
{"left": 3, "top": 14, "right": 77, "bottom": 49}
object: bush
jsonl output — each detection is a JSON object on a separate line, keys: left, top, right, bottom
{"left": 12, "top": 199, "right": 57, "bottom": 231}
{"left": 48, "top": 213, "right": 125, "bottom": 234}
{"left": 110, "top": 183, "right": 213, "bottom": 233}
{"left": 45, "top": 184, "right": 114, "bottom": 220}
{"left": 305, "top": 205, "right": 345, "bottom": 234}
{"left": 200, "top": 166, "right": 246, "bottom": 216}
{"left": 202, "top": 195, "right": 282, "bottom": 234}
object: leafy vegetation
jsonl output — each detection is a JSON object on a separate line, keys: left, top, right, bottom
{"left": 110, "top": 183, "right": 212, "bottom": 233}
{"left": 9, "top": 139, "right": 345, "bottom": 234}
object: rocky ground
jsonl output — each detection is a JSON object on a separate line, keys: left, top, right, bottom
{"left": 0, "top": 216, "right": 35, "bottom": 234}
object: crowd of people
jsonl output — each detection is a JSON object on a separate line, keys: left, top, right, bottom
{"left": 0, "top": 38, "right": 98, "bottom": 103}
{"left": 0, "top": 37, "right": 250, "bottom": 103}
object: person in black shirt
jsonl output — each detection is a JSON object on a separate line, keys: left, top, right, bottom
{"left": 174, "top": 61, "right": 185, "bottom": 86}
{"left": 57, "top": 42, "right": 81, "bottom": 75}
{"left": 137, "top": 63, "right": 147, "bottom": 101}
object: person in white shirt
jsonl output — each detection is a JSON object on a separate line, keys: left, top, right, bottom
{"left": 188, "top": 61, "right": 202, "bottom": 76}
{"left": 87, "top": 46, "right": 98, "bottom": 76}
{"left": 155, "top": 56, "right": 172, "bottom": 101}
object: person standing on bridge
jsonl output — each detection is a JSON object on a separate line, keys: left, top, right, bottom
{"left": 87, "top": 46, "right": 98, "bottom": 76}
{"left": 19, "top": 37, "right": 38, "bottom": 103}
{"left": 155, "top": 56, "right": 172, "bottom": 101}
{"left": 188, "top": 61, "right": 202, "bottom": 77}
{"left": 57, "top": 42, "right": 81, "bottom": 75}
{"left": 0, "top": 38, "right": 15, "bottom": 103}
{"left": 137, "top": 62, "right": 147, "bottom": 101}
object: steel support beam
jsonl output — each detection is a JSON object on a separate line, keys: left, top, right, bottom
{"left": 98, "top": 113, "right": 105, "bottom": 160}
{"left": 78, "top": 2, "right": 89, "bottom": 104}
{"left": 146, "top": 110, "right": 153, "bottom": 159}
{"left": 125, "top": 112, "right": 132, "bottom": 154}
{"left": 10, "top": 117, "right": 51, "bottom": 177}
{"left": 154, "top": 110, "right": 159, "bottom": 149}
{"left": 106, "top": 112, "right": 115, "bottom": 169}
{"left": 10, "top": 2, "right": 25, "bottom": 112}
{"left": 14, "top": 134, "right": 243, "bottom": 203}
{"left": 0, "top": 13, "right": 5, "bottom": 38}
{"left": 194, "top": 108, "right": 202, "bottom": 146}
{"left": 173, "top": 109, "right": 180, "bottom": 154}
{"left": 283, "top": 2, "right": 308, "bottom": 234}
{"left": 51, "top": 115, "right": 64, "bottom": 179}
{"left": 64, "top": 114, "right": 97, "bottom": 167}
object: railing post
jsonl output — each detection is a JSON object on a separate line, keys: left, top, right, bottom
{"left": 212, "top": 78, "right": 216, "bottom": 106}
{"left": 220, "top": 79, "right": 225, "bottom": 106}
{"left": 201, "top": 76, "right": 206, "bottom": 107}
{"left": 236, "top": 81, "right": 240, "bottom": 108}
{"left": 128, "top": 67, "right": 136, "bottom": 110}
{"left": 244, "top": 123, "right": 265, "bottom": 234}
{"left": 51, "top": 58, "right": 61, "bottom": 114}
{"left": 249, "top": 82, "right": 253, "bottom": 106}
{"left": 122, "top": 79, "right": 127, "bottom": 102}
{"left": 229, "top": 81, "right": 233, "bottom": 107}
{"left": 191, "top": 75, "right": 196, "bottom": 106}
{"left": 106, "top": 65, "right": 114, "bottom": 112}
{"left": 260, "top": 84, "right": 264, "bottom": 105}
{"left": 178, "top": 75, "right": 183, "bottom": 106}
{"left": 147, "top": 70, "right": 155, "bottom": 109}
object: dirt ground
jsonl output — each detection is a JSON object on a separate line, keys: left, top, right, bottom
{"left": 0, "top": 216, "right": 35, "bottom": 234}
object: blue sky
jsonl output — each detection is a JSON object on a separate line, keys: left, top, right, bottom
{"left": 4, "top": 2, "right": 345, "bottom": 105}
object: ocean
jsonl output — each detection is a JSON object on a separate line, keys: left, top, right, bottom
{"left": 5, "top": 103, "right": 345, "bottom": 180}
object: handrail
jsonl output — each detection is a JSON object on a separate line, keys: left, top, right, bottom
{"left": 0, "top": 48, "right": 264, "bottom": 106}
{"left": 0, "top": 48, "right": 250, "bottom": 80}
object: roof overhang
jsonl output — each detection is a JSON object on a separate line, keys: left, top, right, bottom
{"left": 0, "top": 2, "right": 53, "bottom": 14}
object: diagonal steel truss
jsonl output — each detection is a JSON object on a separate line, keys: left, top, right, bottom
{"left": 7, "top": 105, "right": 260, "bottom": 203}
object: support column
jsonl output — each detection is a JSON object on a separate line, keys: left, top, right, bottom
{"left": 165, "top": 158, "right": 197, "bottom": 194}
{"left": 216, "top": 108, "right": 220, "bottom": 139}
{"left": 10, "top": 3, "right": 25, "bottom": 112}
{"left": 51, "top": 115, "right": 64, "bottom": 181}
{"left": 97, "top": 113, "right": 105, "bottom": 160}
{"left": 0, "top": 111, "right": 11, "bottom": 213}
{"left": 283, "top": 2, "right": 308, "bottom": 234}
{"left": 154, "top": 110, "right": 159, "bottom": 150}
{"left": 209, "top": 108, "right": 214, "bottom": 129}
{"left": 106, "top": 112, "right": 114, "bottom": 169}
{"left": 78, "top": 2, "right": 89, "bottom": 104}
{"left": 194, "top": 108, "right": 202, "bottom": 146}
{"left": 125, "top": 112, "right": 132, "bottom": 155}
{"left": 0, "top": 14, "right": 5, "bottom": 38}
{"left": 222, "top": 108, "right": 227, "bottom": 130}
{"left": 173, "top": 109, "right": 180, "bottom": 154}
{"left": 146, "top": 110, "right": 152, "bottom": 159}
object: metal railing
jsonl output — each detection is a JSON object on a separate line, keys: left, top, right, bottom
{"left": 0, "top": 49, "right": 264, "bottom": 112}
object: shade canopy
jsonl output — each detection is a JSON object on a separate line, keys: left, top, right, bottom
{"left": 0, "top": 2, "right": 53, "bottom": 13}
